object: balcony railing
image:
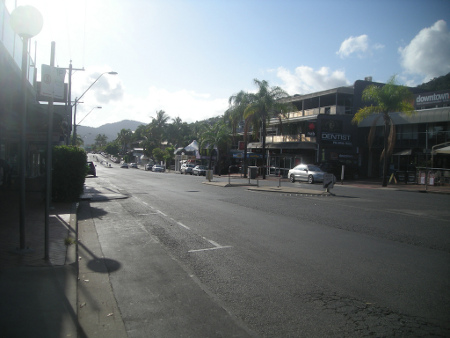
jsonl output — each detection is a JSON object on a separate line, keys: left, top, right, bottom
{"left": 266, "top": 134, "right": 316, "bottom": 143}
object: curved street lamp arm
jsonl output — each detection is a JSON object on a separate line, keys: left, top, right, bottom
{"left": 72, "top": 71, "right": 118, "bottom": 106}
{"left": 77, "top": 106, "right": 102, "bottom": 126}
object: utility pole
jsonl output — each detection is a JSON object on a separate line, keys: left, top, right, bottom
{"left": 61, "top": 61, "right": 84, "bottom": 145}
{"left": 44, "top": 41, "right": 55, "bottom": 260}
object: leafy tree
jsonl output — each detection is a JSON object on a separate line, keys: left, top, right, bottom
{"left": 417, "top": 72, "right": 450, "bottom": 91}
{"left": 104, "top": 142, "right": 120, "bottom": 155}
{"left": 164, "top": 145, "right": 175, "bottom": 168}
{"left": 244, "top": 79, "right": 292, "bottom": 179}
{"left": 94, "top": 134, "right": 108, "bottom": 148}
{"left": 199, "top": 121, "right": 231, "bottom": 176}
{"left": 116, "top": 128, "right": 133, "bottom": 153}
{"left": 352, "top": 76, "right": 415, "bottom": 186}
{"left": 69, "top": 134, "right": 84, "bottom": 147}
{"left": 167, "top": 117, "right": 192, "bottom": 148}
{"left": 152, "top": 148, "right": 165, "bottom": 163}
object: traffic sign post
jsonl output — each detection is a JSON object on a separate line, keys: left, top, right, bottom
{"left": 323, "top": 173, "right": 336, "bottom": 194}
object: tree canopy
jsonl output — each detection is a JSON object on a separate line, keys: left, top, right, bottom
{"left": 352, "top": 76, "right": 415, "bottom": 186}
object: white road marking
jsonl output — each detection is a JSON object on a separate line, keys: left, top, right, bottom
{"left": 177, "top": 222, "right": 191, "bottom": 230}
{"left": 188, "top": 246, "right": 232, "bottom": 253}
{"left": 188, "top": 237, "right": 232, "bottom": 253}
{"left": 206, "top": 238, "right": 221, "bottom": 247}
{"left": 156, "top": 210, "right": 167, "bottom": 217}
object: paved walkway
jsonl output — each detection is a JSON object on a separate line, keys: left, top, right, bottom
{"left": 0, "top": 175, "right": 448, "bottom": 337}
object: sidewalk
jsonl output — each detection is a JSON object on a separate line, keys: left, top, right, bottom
{"left": 205, "top": 173, "right": 450, "bottom": 195}
{"left": 0, "top": 190, "right": 78, "bottom": 337}
{"left": 0, "top": 174, "right": 448, "bottom": 337}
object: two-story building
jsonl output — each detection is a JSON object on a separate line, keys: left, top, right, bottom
{"left": 245, "top": 78, "right": 449, "bottom": 179}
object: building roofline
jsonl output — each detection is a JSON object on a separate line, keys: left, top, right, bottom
{"left": 281, "top": 86, "right": 354, "bottom": 103}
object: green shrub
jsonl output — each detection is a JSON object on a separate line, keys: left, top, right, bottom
{"left": 52, "top": 146, "right": 87, "bottom": 202}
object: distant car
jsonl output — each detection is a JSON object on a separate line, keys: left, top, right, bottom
{"left": 288, "top": 164, "right": 324, "bottom": 184}
{"left": 86, "top": 161, "right": 96, "bottom": 177}
{"left": 152, "top": 164, "right": 165, "bottom": 172}
{"left": 130, "top": 163, "right": 138, "bottom": 169}
{"left": 193, "top": 165, "right": 207, "bottom": 176}
{"left": 120, "top": 163, "right": 129, "bottom": 168}
{"left": 145, "top": 163, "right": 154, "bottom": 171}
{"left": 180, "top": 163, "right": 195, "bottom": 175}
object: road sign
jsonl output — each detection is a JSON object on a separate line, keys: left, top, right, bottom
{"left": 323, "top": 173, "right": 335, "bottom": 191}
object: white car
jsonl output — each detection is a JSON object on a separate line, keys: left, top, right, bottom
{"left": 288, "top": 164, "right": 325, "bottom": 184}
{"left": 180, "top": 163, "right": 195, "bottom": 175}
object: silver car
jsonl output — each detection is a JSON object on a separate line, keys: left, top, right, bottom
{"left": 288, "top": 164, "right": 324, "bottom": 184}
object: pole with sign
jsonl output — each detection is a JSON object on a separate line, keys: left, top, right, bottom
{"left": 42, "top": 43, "right": 66, "bottom": 260}
{"left": 323, "top": 173, "right": 336, "bottom": 194}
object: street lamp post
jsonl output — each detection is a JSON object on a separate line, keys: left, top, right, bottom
{"left": 77, "top": 106, "right": 102, "bottom": 126}
{"left": 72, "top": 71, "right": 117, "bottom": 145}
{"left": 10, "top": 5, "right": 43, "bottom": 252}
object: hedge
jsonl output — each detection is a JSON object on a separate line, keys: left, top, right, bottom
{"left": 52, "top": 146, "right": 87, "bottom": 202}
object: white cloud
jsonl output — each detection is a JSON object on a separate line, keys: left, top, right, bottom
{"left": 276, "top": 66, "right": 350, "bottom": 95}
{"left": 337, "top": 35, "right": 369, "bottom": 58}
{"left": 336, "top": 34, "right": 384, "bottom": 59}
{"left": 399, "top": 20, "right": 450, "bottom": 81}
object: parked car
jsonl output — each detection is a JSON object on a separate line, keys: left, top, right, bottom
{"left": 288, "top": 164, "right": 325, "bottom": 184}
{"left": 120, "top": 163, "right": 129, "bottom": 168}
{"left": 130, "top": 163, "right": 138, "bottom": 169}
{"left": 180, "top": 163, "right": 195, "bottom": 175}
{"left": 193, "top": 165, "right": 207, "bottom": 176}
{"left": 86, "top": 161, "right": 96, "bottom": 177}
{"left": 152, "top": 164, "right": 165, "bottom": 172}
{"left": 145, "top": 163, "right": 154, "bottom": 171}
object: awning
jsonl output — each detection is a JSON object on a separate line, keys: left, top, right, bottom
{"left": 393, "top": 149, "right": 412, "bottom": 156}
{"left": 357, "top": 107, "right": 450, "bottom": 127}
{"left": 434, "top": 146, "right": 450, "bottom": 154}
{"left": 247, "top": 142, "right": 317, "bottom": 150}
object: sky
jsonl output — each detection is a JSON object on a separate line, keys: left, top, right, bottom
{"left": 5, "top": 0, "right": 450, "bottom": 128}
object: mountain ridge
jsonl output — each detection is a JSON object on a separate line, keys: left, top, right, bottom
{"left": 77, "top": 120, "right": 145, "bottom": 146}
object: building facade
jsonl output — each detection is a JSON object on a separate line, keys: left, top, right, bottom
{"left": 0, "top": 3, "right": 67, "bottom": 190}
{"left": 245, "top": 79, "right": 450, "bottom": 179}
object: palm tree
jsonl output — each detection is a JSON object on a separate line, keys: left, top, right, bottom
{"left": 116, "top": 128, "right": 133, "bottom": 154}
{"left": 244, "top": 79, "right": 291, "bottom": 179}
{"left": 352, "top": 76, "right": 415, "bottom": 187}
{"left": 228, "top": 90, "right": 252, "bottom": 177}
{"left": 199, "top": 121, "right": 231, "bottom": 179}
{"left": 151, "top": 110, "right": 170, "bottom": 147}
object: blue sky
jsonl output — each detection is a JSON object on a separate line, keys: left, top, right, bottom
{"left": 6, "top": 0, "right": 450, "bottom": 127}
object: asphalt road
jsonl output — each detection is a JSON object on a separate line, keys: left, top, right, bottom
{"left": 86, "top": 155, "right": 450, "bottom": 337}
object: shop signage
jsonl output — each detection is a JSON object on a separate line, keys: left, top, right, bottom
{"left": 232, "top": 152, "right": 262, "bottom": 159}
{"left": 414, "top": 90, "right": 450, "bottom": 107}
{"left": 306, "top": 122, "right": 316, "bottom": 137}
{"left": 40, "top": 65, "right": 66, "bottom": 100}
{"left": 321, "top": 132, "right": 352, "bottom": 146}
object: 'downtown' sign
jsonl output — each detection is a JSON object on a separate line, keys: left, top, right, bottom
{"left": 415, "top": 90, "right": 450, "bottom": 108}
